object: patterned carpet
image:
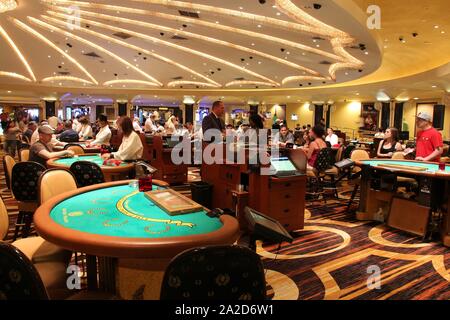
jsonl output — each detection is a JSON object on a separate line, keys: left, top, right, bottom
{"left": 1, "top": 152, "right": 449, "bottom": 300}
{"left": 260, "top": 197, "right": 450, "bottom": 300}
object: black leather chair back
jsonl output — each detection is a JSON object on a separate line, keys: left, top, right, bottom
{"left": 11, "top": 162, "right": 46, "bottom": 202}
{"left": 160, "top": 245, "right": 266, "bottom": 300}
{"left": 0, "top": 242, "right": 48, "bottom": 300}
{"left": 315, "top": 148, "right": 332, "bottom": 173}
{"left": 69, "top": 161, "right": 105, "bottom": 187}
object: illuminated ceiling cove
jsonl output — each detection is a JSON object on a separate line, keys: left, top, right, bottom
{"left": 0, "top": 0, "right": 381, "bottom": 91}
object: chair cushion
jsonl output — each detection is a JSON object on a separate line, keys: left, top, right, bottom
{"left": 12, "top": 237, "right": 72, "bottom": 264}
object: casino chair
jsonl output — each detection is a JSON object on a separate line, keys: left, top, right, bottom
{"left": 38, "top": 169, "right": 77, "bottom": 204}
{"left": 0, "top": 196, "right": 73, "bottom": 300}
{"left": 64, "top": 144, "right": 85, "bottom": 155}
{"left": 11, "top": 161, "right": 46, "bottom": 240}
{"left": 18, "top": 148, "right": 30, "bottom": 162}
{"left": 160, "top": 245, "right": 266, "bottom": 300}
{"left": 3, "top": 155, "right": 15, "bottom": 190}
{"left": 306, "top": 148, "right": 339, "bottom": 202}
{"left": 0, "top": 242, "right": 117, "bottom": 300}
{"left": 69, "top": 161, "right": 105, "bottom": 188}
{"left": 346, "top": 150, "right": 370, "bottom": 211}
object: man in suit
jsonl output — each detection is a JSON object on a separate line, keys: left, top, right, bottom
{"left": 202, "top": 100, "right": 225, "bottom": 143}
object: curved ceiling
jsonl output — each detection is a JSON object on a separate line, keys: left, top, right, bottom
{"left": 0, "top": 0, "right": 381, "bottom": 92}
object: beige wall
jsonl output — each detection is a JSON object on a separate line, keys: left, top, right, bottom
{"left": 284, "top": 103, "right": 315, "bottom": 129}
{"left": 285, "top": 99, "right": 450, "bottom": 141}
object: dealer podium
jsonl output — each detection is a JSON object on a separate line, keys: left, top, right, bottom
{"left": 201, "top": 144, "right": 306, "bottom": 232}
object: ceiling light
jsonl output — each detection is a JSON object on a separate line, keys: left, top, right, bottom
{"left": 12, "top": 19, "right": 96, "bottom": 84}
{"left": 103, "top": 80, "right": 160, "bottom": 87}
{"left": 432, "top": 85, "right": 437, "bottom": 88}
{"left": 167, "top": 81, "right": 219, "bottom": 88}
{"left": 7, "top": 90, "right": 11, "bottom": 93}
{"left": 225, "top": 80, "right": 279, "bottom": 88}
{"left": 0, "top": 0, "right": 17, "bottom": 13}
{"left": 27, "top": 16, "right": 161, "bottom": 86}
{"left": 0, "top": 24, "right": 36, "bottom": 82}
{"left": 42, "top": 13, "right": 277, "bottom": 85}
{"left": 42, "top": 76, "right": 94, "bottom": 85}
{"left": 414, "top": 97, "right": 419, "bottom": 100}
{"left": 434, "top": 25, "right": 439, "bottom": 29}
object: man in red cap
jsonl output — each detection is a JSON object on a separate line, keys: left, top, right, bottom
{"left": 414, "top": 111, "right": 443, "bottom": 162}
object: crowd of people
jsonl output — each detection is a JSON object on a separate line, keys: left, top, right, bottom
{"left": 1, "top": 104, "right": 444, "bottom": 172}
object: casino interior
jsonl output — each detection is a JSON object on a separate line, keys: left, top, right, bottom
{"left": 0, "top": 0, "right": 450, "bottom": 301}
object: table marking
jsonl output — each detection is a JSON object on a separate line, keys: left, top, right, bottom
{"left": 116, "top": 191, "right": 196, "bottom": 228}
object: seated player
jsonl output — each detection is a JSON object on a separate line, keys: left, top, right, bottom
{"left": 272, "top": 125, "right": 294, "bottom": 148}
{"left": 133, "top": 117, "right": 144, "bottom": 133}
{"left": 88, "top": 114, "right": 111, "bottom": 147}
{"left": 29, "top": 125, "right": 74, "bottom": 167}
{"left": 325, "top": 128, "right": 339, "bottom": 146}
{"left": 101, "top": 117, "right": 143, "bottom": 161}
{"left": 78, "top": 117, "right": 93, "bottom": 140}
{"left": 58, "top": 121, "right": 79, "bottom": 142}
{"left": 306, "top": 126, "right": 327, "bottom": 169}
{"left": 377, "top": 127, "right": 403, "bottom": 158}
{"left": 405, "top": 112, "right": 443, "bottom": 162}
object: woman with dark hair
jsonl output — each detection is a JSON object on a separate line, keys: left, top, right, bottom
{"left": 306, "top": 125, "right": 327, "bottom": 169}
{"left": 101, "top": 116, "right": 143, "bottom": 161}
{"left": 377, "top": 127, "right": 403, "bottom": 158}
{"left": 78, "top": 116, "right": 93, "bottom": 140}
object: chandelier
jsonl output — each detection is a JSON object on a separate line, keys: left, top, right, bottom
{"left": 0, "top": 0, "right": 17, "bottom": 13}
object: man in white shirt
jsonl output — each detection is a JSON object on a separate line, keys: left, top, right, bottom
{"left": 88, "top": 114, "right": 111, "bottom": 146}
{"left": 144, "top": 114, "right": 158, "bottom": 133}
{"left": 325, "top": 128, "right": 339, "bottom": 146}
{"left": 133, "top": 117, "right": 143, "bottom": 133}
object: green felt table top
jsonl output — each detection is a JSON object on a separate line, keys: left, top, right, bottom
{"left": 359, "top": 160, "right": 450, "bottom": 173}
{"left": 49, "top": 184, "right": 222, "bottom": 238}
{"left": 53, "top": 155, "right": 128, "bottom": 167}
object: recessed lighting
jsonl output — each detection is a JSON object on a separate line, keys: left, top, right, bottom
{"left": 276, "top": 12, "right": 281, "bottom": 16}
{"left": 48, "top": 55, "right": 51, "bottom": 58}
{"left": 257, "top": 25, "right": 262, "bottom": 28}
{"left": 251, "top": 43, "right": 255, "bottom": 46}
{"left": 7, "top": 90, "right": 11, "bottom": 93}
{"left": 215, "top": 21, "right": 219, "bottom": 24}
{"left": 434, "top": 25, "right": 439, "bottom": 29}
{"left": 441, "top": 31, "right": 446, "bottom": 34}
{"left": 316, "top": 44, "right": 320, "bottom": 47}
{"left": 239, "top": 6, "right": 243, "bottom": 10}
{"left": 432, "top": 85, "right": 437, "bottom": 88}
{"left": 414, "top": 97, "right": 419, "bottom": 100}
{"left": 365, "top": 52, "right": 369, "bottom": 55}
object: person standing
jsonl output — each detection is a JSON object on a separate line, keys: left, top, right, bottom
{"left": 202, "top": 101, "right": 225, "bottom": 142}
{"left": 413, "top": 112, "right": 443, "bottom": 162}
{"left": 4, "top": 121, "right": 21, "bottom": 157}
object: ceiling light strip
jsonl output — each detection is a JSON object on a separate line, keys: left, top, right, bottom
{"left": 274, "top": 0, "right": 348, "bottom": 39}
{"left": 130, "top": 0, "right": 343, "bottom": 38}
{"left": 41, "top": 12, "right": 218, "bottom": 86}
{"left": 0, "top": 71, "right": 32, "bottom": 82}
{"left": 225, "top": 81, "right": 279, "bottom": 88}
{"left": 12, "top": 18, "right": 98, "bottom": 85}
{"left": 282, "top": 76, "right": 330, "bottom": 85}
{"left": 167, "top": 81, "right": 220, "bottom": 88}
{"left": 0, "top": 0, "right": 17, "bottom": 13}
{"left": 274, "top": 0, "right": 364, "bottom": 77}
{"left": 49, "top": 9, "right": 320, "bottom": 76}
{"left": 0, "top": 24, "right": 36, "bottom": 82}
{"left": 41, "top": 14, "right": 278, "bottom": 86}
{"left": 27, "top": 16, "right": 162, "bottom": 86}
{"left": 41, "top": 75, "right": 94, "bottom": 84}
{"left": 46, "top": 2, "right": 343, "bottom": 62}
{"left": 103, "top": 79, "right": 161, "bottom": 87}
